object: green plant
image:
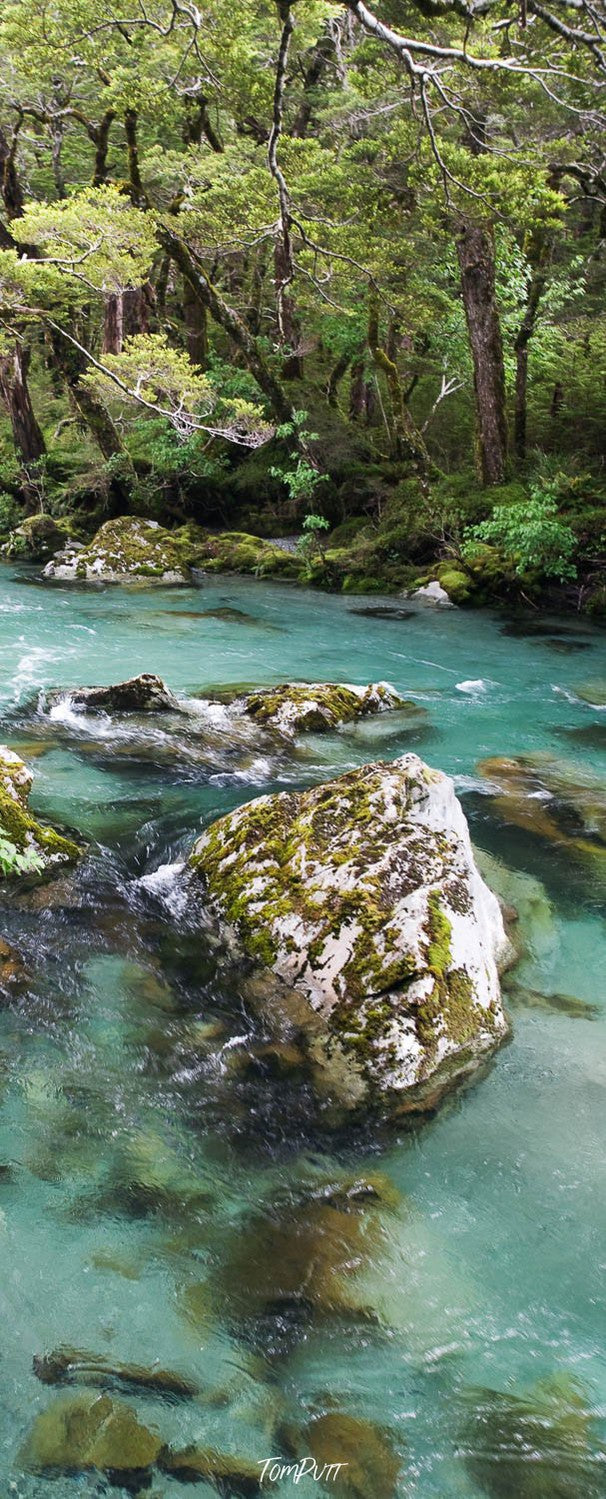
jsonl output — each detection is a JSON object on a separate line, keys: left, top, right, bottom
{"left": 0, "top": 835, "right": 44, "bottom": 876}
{"left": 296, "top": 512, "right": 330, "bottom": 578}
{"left": 270, "top": 411, "right": 327, "bottom": 507}
{"left": 463, "top": 486, "right": 577, "bottom": 583}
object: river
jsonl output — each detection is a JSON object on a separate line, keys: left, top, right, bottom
{"left": 0, "top": 567, "right": 604, "bottom": 1496}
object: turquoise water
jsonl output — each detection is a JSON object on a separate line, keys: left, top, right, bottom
{"left": 0, "top": 566, "right": 605, "bottom": 1496}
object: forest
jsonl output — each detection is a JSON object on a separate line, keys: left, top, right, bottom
{"left": 0, "top": 0, "right": 605, "bottom": 608}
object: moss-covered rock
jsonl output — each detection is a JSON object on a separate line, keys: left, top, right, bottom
{"left": 5, "top": 513, "right": 80, "bottom": 562}
{"left": 42, "top": 516, "right": 189, "bottom": 585}
{"left": 236, "top": 681, "right": 405, "bottom": 738}
{"left": 177, "top": 527, "right": 301, "bottom": 579}
{"left": 0, "top": 746, "right": 80, "bottom": 877}
{"left": 185, "top": 753, "right": 510, "bottom": 1112}
{"left": 436, "top": 564, "right": 472, "bottom": 604}
{"left": 20, "top": 1391, "right": 162, "bottom": 1477}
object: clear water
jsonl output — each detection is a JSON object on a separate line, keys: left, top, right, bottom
{"left": 0, "top": 566, "right": 605, "bottom": 1496}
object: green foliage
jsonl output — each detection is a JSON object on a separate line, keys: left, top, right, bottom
{"left": 270, "top": 411, "right": 327, "bottom": 507}
{"left": 0, "top": 835, "right": 44, "bottom": 877}
{"left": 464, "top": 487, "right": 578, "bottom": 582}
{"left": 296, "top": 512, "right": 331, "bottom": 579}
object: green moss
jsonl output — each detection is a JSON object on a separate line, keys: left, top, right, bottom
{"left": 436, "top": 566, "right": 472, "bottom": 605}
{"left": 425, "top": 891, "right": 452, "bottom": 976}
{"left": 0, "top": 785, "right": 79, "bottom": 869}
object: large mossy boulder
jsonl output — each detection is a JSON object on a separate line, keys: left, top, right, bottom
{"left": 0, "top": 746, "right": 79, "bottom": 877}
{"left": 235, "top": 680, "right": 406, "bottom": 737}
{"left": 186, "top": 753, "right": 510, "bottom": 1113}
{"left": 42, "top": 517, "right": 189, "bottom": 585}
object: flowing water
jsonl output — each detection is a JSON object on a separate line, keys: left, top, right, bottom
{"left": 0, "top": 566, "right": 604, "bottom": 1497}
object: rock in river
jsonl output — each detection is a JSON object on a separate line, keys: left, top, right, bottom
{"left": 49, "top": 673, "right": 182, "bottom": 715}
{"left": 42, "top": 516, "right": 189, "bottom": 585}
{"left": 0, "top": 745, "right": 80, "bottom": 876}
{"left": 186, "top": 753, "right": 510, "bottom": 1112}
{"left": 21, "top": 1391, "right": 162, "bottom": 1479}
{"left": 235, "top": 680, "right": 406, "bottom": 737}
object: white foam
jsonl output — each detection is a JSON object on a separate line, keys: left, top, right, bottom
{"left": 456, "top": 679, "right": 488, "bottom": 694}
{"left": 47, "top": 696, "right": 112, "bottom": 736}
{"left": 136, "top": 861, "right": 187, "bottom": 916}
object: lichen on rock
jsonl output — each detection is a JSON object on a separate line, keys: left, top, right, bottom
{"left": 0, "top": 745, "right": 80, "bottom": 877}
{"left": 186, "top": 753, "right": 510, "bottom": 1112}
{"left": 42, "top": 516, "right": 189, "bottom": 585}
{"left": 235, "top": 680, "right": 406, "bottom": 737}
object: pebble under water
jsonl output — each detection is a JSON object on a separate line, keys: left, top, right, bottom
{"left": 0, "top": 566, "right": 605, "bottom": 1497}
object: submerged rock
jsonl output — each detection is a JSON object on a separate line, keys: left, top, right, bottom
{"left": 461, "top": 1373, "right": 605, "bottom": 1499}
{"left": 159, "top": 1443, "right": 262, "bottom": 1494}
{"left": 186, "top": 754, "right": 509, "bottom": 1112}
{"left": 504, "top": 982, "right": 599, "bottom": 1020}
{"left": 51, "top": 673, "right": 182, "bottom": 715}
{"left": 0, "top": 745, "right": 80, "bottom": 877}
{"left": 235, "top": 681, "right": 406, "bottom": 738}
{"left": 33, "top": 1347, "right": 199, "bottom": 1398}
{"left": 213, "top": 1174, "right": 387, "bottom": 1344}
{"left": 0, "top": 934, "right": 29, "bottom": 995}
{"left": 21, "top": 1391, "right": 162, "bottom": 1478}
{"left": 42, "top": 516, "right": 189, "bottom": 585}
{"left": 293, "top": 1412, "right": 402, "bottom": 1499}
{"left": 478, "top": 753, "right": 606, "bottom": 870}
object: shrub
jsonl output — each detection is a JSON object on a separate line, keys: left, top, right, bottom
{"left": 463, "top": 485, "right": 577, "bottom": 583}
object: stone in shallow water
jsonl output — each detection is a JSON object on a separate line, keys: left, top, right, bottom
{"left": 33, "top": 1347, "right": 199, "bottom": 1398}
{"left": 21, "top": 1391, "right": 162, "bottom": 1477}
{"left": 504, "top": 983, "right": 599, "bottom": 1020}
{"left": 461, "top": 1373, "right": 605, "bottom": 1499}
{"left": 235, "top": 680, "right": 406, "bottom": 737}
{"left": 478, "top": 753, "right": 606, "bottom": 869}
{"left": 159, "top": 1444, "right": 262, "bottom": 1494}
{"left": 571, "top": 679, "right": 606, "bottom": 706}
{"left": 215, "top": 1177, "right": 387, "bottom": 1336}
{"left": 55, "top": 673, "right": 183, "bottom": 715}
{"left": 186, "top": 753, "right": 509, "bottom": 1112}
{"left": 280, "top": 1412, "right": 402, "bottom": 1499}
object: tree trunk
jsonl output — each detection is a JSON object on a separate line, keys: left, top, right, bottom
{"left": 514, "top": 241, "right": 548, "bottom": 461}
{"left": 158, "top": 225, "right": 295, "bottom": 427}
{"left": 103, "top": 286, "right": 149, "bottom": 355}
{"left": 49, "top": 328, "right": 134, "bottom": 506}
{"left": 367, "top": 292, "right": 429, "bottom": 468}
{"left": 0, "top": 344, "right": 46, "bottom": 466}
{"left": 183, "top": 277, "right": 208, "bottom": 368}
{"left": 327, "top": 351, "right": 351, "bottom": 408}
{"left": 349, "top": 357, "right": 367, "bottom": 422}
{"left": 274, "top": 237, "right": 302, "bottom": 379}
{"left": 456, "top": 221, "right": 507, "bottom": 485}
